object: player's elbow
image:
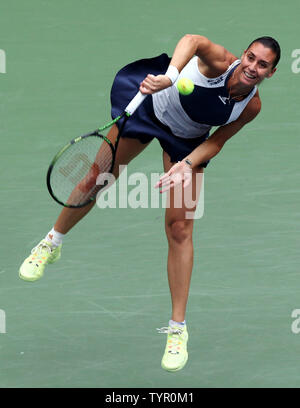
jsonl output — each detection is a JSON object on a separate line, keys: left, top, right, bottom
{"left": 210, "top": 137, "right": 229, "bottom": 158}
{"left": 212, "top": 142, "right": 223, "bottom": 157}
{"left": 182, "top": 34, "right": 208, "bottom": 52}
{"left": 204, "top": 139, "right": 223, "bottom": 160}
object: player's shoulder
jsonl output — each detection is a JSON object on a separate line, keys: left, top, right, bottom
{"left": 197, "top": 40, "right": 239, "bottom": 77}
{"left": 239, "top": 90, "right": 261, "bottom": 124}
{"left": 226, "top": 51, "right": 240, "bottom": 66}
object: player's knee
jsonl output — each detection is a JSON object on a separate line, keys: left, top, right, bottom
{"left": 167, "top": 220, "right": 192, "bottom": 245}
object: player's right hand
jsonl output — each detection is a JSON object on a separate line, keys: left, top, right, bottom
{"left": 140, "top": 74, "right": 172, "bottom": 94}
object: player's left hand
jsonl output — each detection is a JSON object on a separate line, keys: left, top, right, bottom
{"left": 155, "top": 161, "right": 193, "bottom": 193}
{"left": 140, "top": 74, "right": 172, "bottom": 94}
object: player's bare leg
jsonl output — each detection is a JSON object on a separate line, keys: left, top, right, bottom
{"left": 160, "top": 150, "right": 203, "bottom": 372}
{"left": 163, "top": 151, "right": 203, "bottom": 322}
{"left": 54, "top": 124, "right": 150, "bottom": 234}
{"left": 19, "top": 124, "right": 150, "bottom": 281}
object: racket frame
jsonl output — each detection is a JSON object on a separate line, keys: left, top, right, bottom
{"left": 46, "top": 113, "right": 130, "bottom": 208}
{"left": 47, "top": 91, "right": 146, "bottom": 208}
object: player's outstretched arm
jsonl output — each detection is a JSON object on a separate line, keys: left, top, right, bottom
{"left": 170, "top": 34, "right": 229, "bottom": 72}
{"left": 186, "top": 96, "right": 261, "bottom": 167}
{"left": 155, "top": 96, "right": 261, "bottom": 192}
{"left": 140, "top": 34, "right": 231, "bottom": 95}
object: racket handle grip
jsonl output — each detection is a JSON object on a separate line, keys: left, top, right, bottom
{"left": 125, "top": 91, "right": 147, "bottom": 116}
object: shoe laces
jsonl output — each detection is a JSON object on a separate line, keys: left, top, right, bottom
{"left": 31, "top": 241, "right": 53, "bottom": 255}
{"left": 157, "top": 327, "right": 183, "bottom": 335}
{"left": 157, "top": 326, "right": 184, "bottom": 355}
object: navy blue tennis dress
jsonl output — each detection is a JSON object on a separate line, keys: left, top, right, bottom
{"left": 111, "top": 54, "right": 257, "bottom": 165}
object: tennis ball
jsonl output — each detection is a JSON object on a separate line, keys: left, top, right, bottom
{"left": 177, "top": 78, "right": 194, "bottom": 95}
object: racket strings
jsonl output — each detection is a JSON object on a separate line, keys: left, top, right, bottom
{"left": 50, "top": 136, "right": 113, "bottom": 207}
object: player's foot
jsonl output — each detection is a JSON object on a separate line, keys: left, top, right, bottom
{"left": 19, "top": 240, "right": 61, "bottom": 282}
{"left": 158, "top": 324, "right": 188, "bottom": 372}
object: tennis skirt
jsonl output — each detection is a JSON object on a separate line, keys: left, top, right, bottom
{"left": 110, "top": 53, "right": 209, "bottom": 166}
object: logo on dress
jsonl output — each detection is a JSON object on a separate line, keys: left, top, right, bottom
{"left": 207, "top": 76, "right": 224, "bottom": 85}
{"left": 218, "top": 95, "right": 230, "bottom": 105}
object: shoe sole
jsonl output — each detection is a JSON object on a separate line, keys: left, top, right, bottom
{"left": 18, "top": 253, "right": 61, "bottom": 282}
{"left": 19, "top": 271, "right": 42, "bottom": 282}
{"left": 19, "top": 266, "right": 43, "bottom": 282}
{"left": 161, "top": 352, "right": 188, "bottom": 372}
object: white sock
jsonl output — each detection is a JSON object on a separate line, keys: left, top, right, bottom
{"left": 169, "top": 319, "right": 186, "bottom": 328}
{"left": 44, "top": 228, "right": 65, "bottom": 247}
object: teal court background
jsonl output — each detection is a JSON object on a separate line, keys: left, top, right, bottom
{"left": 0, "top": 0, "right": 300, "bottom": 388}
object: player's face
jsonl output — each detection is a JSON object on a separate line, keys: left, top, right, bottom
{"left": 239, "top": 42, "right": 277, "bottom": 86}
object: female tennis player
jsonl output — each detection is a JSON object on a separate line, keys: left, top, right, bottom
{"left": 19, "top": 34, "right": 280, "bottom": 372}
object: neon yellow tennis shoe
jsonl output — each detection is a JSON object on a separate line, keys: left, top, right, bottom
{"left": 19, "top": 240, "right": 61, "bottom": 282}
{"left": 158, "top": 324, "right": 189, "bottom": 372}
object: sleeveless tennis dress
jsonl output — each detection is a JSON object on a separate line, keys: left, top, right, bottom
{"left": 111, "top": 54, "right": 256, "bottom": 164}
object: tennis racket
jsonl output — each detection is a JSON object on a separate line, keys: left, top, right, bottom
{"left": 46, "top": 91, "right": 147, "bottom": 208}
